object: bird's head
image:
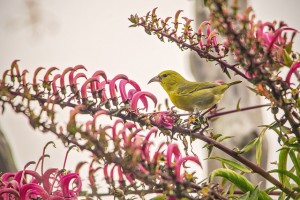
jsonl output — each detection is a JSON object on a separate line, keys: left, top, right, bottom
{"left": 148, "top": 70, "right": 185, "bottom": 92}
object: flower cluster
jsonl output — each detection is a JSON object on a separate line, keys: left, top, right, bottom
{"left": 0, "top": 144, "right": 82, "bottom": 199}
{"left": 0, "top": 61, "right": 211, "bottom": 199}
{"left": 70, "top": 108, "right": 203, "bottom": 198}
{"left": 129, "top": 8, "right": 226, "bottom": 57}
{"left": 3, "top": 60, "right": 157, "bottom": 114}
{"left": 206, "top": 1, "right": 298, "bottom": 80}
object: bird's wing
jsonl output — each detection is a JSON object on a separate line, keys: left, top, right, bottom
{"left": 177, "top": 82, "right": 220, "bottom": 95}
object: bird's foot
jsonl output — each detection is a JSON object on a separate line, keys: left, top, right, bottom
{"left": 199, "top": 105, "right": 217, "bottom": 118}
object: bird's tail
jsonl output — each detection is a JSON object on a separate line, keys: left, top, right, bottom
{"left": 228, "top": 81, "right": 242, "bottom": 86}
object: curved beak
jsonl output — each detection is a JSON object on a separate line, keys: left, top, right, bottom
{"left": 148, "top": 75, "right": 161, "bottom": 84}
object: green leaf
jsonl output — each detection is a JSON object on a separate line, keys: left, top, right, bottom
{"left": 269, "top": 169, "right": 300, "bottom": 186}
{"left": 129, "top": 24, "right": 137, "bottom": 28}
{"left": 236, "top": 98, "right": 241, "bottom": 111}
{"left": 246, "top": 86, "right": 260, "bottom": 95}
{"left": 145, "top": 29, "right": 152, "bottom": 35}
{"left": 209, "top": 157, "right": 252, "bottom": 173}
{"left": 283, "top": 49, "right": 293, "bottom": 66}
{"left": 256, "top": 128, "right": 267, "bottom": 166}
{"left": 218, "top": 135, "right": 234, "bottom": 142}
{"left": 223, "top": 67, "right": 231, "bottom": 79}
{"left": 289, "top": 151, "right": 300, "bottom": 177}
{"left": 209, "top": 169, "right": 272, "bottom": 200}
{"left": 248, "top": 186, "right": 260, "bottom": 200}
{"left": 278, "top": 148, "right": 289, "bottom": 187}
{"left": 239, "top": 191, "right": 250, "bottom": 200}
{"left": 238, "top": 138, "right": 258, "bottom": 154}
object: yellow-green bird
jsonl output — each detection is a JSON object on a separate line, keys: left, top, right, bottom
{"left": 148, "top": 70, "right": 241, "bottom": 112}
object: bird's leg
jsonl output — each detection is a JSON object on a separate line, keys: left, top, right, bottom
{"left": 199, "top": 104, "right": 217, "bottom": 118}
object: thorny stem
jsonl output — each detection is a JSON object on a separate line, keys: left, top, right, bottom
{"left": 209, "top": 1, "right": 300, "bottom": 143}
{"left": 137, "top": 23, "right": 249, "bottom": 80}
{"left": 206, "top": 103, "right": 270, "bottom": 120}
{"left": 169, "top": 125, "right": 295, "bottom": 198}
{"left": 2, "top": 84, "right": 296, "bottom": 198}
{"left": 1, "top": 97, "right": 221, "bottom": 199}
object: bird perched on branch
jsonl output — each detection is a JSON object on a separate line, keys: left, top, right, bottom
{"left": 148, "top": 70, "right": 241, "bottom": 113}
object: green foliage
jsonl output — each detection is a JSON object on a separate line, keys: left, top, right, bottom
{"left": 209, "top": 169, "right": 272, "bottom": 200}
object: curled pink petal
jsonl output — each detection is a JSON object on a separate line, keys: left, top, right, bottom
{"left": 92, "top": 110, "right": 110, "bottom": 131}
{"left": 126, "top": 128, "right": 143, "bottom": 147}
{"left": 127, "top": 89, "right": 138, "bottom": 99}
{"left": 144, "top": 127, "right": 158, "bottom": 147}
{"left": 137, "top": 164, "right": 149, "bottom": 175}
{"left": 90, "top": 70, "right": 107, "bottom": 97}
{"left": 98, "top": 80, "right": 110, "bottom": 102}
{"left": 110, "top": 165, "right": 117, "bottom": 183}
{"left": 68, "top": 65, "right": 87, "bottom": 87}
{"left": 43, "top": 67, "right": 59, "bottom": 83}
{"left": 60, "top": 67, "right": 74, "bottom": 91}
{"left": 197, "top": 21, "right": 210, "bottom": 35}
{"left": 10, "top": 59, "right": 21, "bottom": 82}
{"left": 33, "top": 67, "right": 45, "bottom": 92}
{"left": 60, "top": 173, "right": 82, "bottom": 197}
{"left": 112, "top": 119, "right": 124, "bottom": 139}
{"left": 75, "top": 162, "right": 87, "bottom": 175}
{"left": 117, "top": 166, "right": 125, "bottom": 185}
{"left": 174, "top": 10, "right": 183, "bottom": 25}
{"left": 1, "top": 69, "right": 10, "bottom": 85}
{"left": 124, "top": 173, "right": 134, "bottom": 185}
{"left": 42, "top": 168, "right": 59, "bottom": 193}
{"left": 119, "top": 79, "right": 142, "bottom": 102}
{"left": 0, "top": 188, "right": 20, "bottom": 198}
{"left": 130, "top": 91, "right": 157, "bottom": 112}
{"left": 207, "top": 29, "right": 218, "bottom": 46}
{"left": 152, "top": 142, "right": 166, "bottom": 164}
{"left": 142, "top": 142, "right": 153, "bottom": 164}
{"left": 51, "top": 74, "right": 61, "bottom": 98}
{"left": 166, "top": 143, "right": 182, "bottom": 168}
{"left": 1, "top": 172, "right": 16, "bottom": 181}
{"left": 21, "top": 69, "right": 29, "bottom": 86}
{"left": 73, "top": 73, "right": 87, "bottom": 85}
{"left": 73, "top": 65, "right": 87, "bottom": 71}
{"left": 80, "top": 77, "right": 99, "bottom": 99}
{"left": 103, "top": 164, "right": 111, "bottom": 183}
{"left": 268, "top": 27, "right": 296, "bottom": 51}
{"left": 20, "top": 183, "right": 49, "bottom": 199}
{"left": 14, "top": 169, "right": 42, "bottom": 185}
{"left": 286, "top": 62, "right": 300, "bottom": 85}
{"left": 85, "top": 120, "right": 92, "bottom": 132}
{"left": 120, "top": 122, "right": 137, "bottom": 144}
{"left": 109, "top": 74, "right": 128, "bottom": 105}
{"left": 175, "top": 156, "right": 202, "bottom": 182}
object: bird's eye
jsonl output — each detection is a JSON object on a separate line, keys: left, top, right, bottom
{"left": 162, "top": 74, "right": 168, "bottom": 78}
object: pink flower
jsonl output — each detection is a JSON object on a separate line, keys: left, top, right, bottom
{"left": 152, "top": 111, "right": 175, "bottom": 129}
{"left": 285, "top": 61, "right": 300, "bottom": 86}
{"left": 256, "top": 22, "right": 297, "bottom": 52}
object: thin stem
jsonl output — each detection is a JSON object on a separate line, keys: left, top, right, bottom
{"left": 170, "top": 125, "right": 295, "bottom": 197}
{"left": 138, "top": 23, "right": 249, "bottom": 80}
{"left": 207, "top": 103, "right": 270, "bottom": 120}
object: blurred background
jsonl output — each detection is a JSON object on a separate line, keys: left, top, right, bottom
{"left": 0, "top": 0, "right": 299, "bottom": 192}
